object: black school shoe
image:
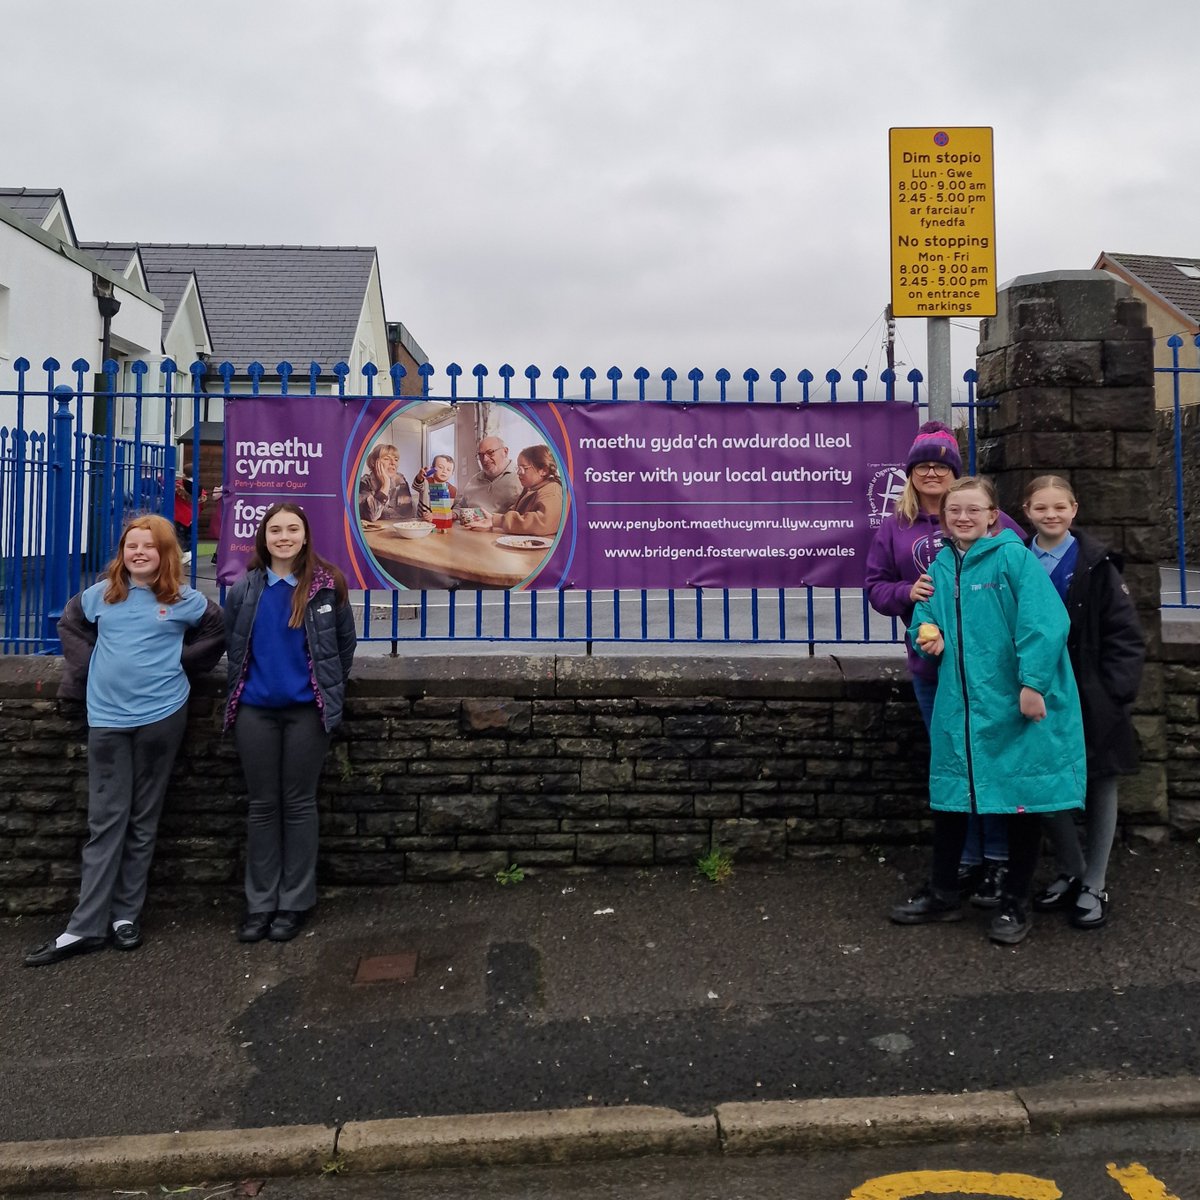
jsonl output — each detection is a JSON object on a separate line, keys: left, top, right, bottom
{"left": 1032, "top": 874, "right": 1081, "bottom": 912}
{"left": 890, "top": 885, "right": 964, "bottom": 924}
{"left": 238, "top": 912, "right": 274, "bottom": 943}
{"left": 989, "top": 897, "right": 1032, "bottom": 945}
{"left": 267, "top": 910, "right": 309, "bottom": 942}
{"left": 23, "top": 936, "right": 107, "bottom": 967}
{"left": 1070, "top": 886, "right": 1108, "bottom": 930}
{"left": 969, "top": 861, "right": 1007, "bottom": 909}
{"left": 110, "top": 922, "right": 142, "bottom": 951}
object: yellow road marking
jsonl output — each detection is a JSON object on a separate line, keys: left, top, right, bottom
{"left": 848, "top": 1169, "right": 1062, "bottom": 1199}
{"left": 1107, "top": 1162, "right": 1181, "bottom": 1200}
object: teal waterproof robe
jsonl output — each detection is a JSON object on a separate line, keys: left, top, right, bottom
{"left": 909, "top": 528, "right": 1085, "bottom": 815}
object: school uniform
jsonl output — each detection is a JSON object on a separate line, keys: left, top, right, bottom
{"left": 1030, "top": 529, "right": 1145, "bottom": 913}
{"left": 224, "top": 566, "right": 355, "bottom": 916}
{"left": 56, "top": 582, "right": 224, "bottom": 938}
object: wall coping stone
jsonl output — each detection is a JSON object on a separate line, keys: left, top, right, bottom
{"left": 0, "top": 652, "right": 877, "bottom": 703}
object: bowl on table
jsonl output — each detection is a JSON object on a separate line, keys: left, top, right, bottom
{"left": 391, "top": 520, "right": 434, "bottom": 539}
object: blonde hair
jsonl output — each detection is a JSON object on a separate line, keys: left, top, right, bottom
{"left": 1023, "top": 474, "right": 1076, "bottom": 505}
{"left": 939, "top": 475, "right": 999, "bottom": 526}
{"left": 104, "top": 514, "right": 183, "bottom": 605}
{"left": 894, "top": 476, "right": 923, "bottom": 527}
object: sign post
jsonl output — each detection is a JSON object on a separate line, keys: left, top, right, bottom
{"left": 888, "top": 126, "right": 996, "bottom": 427}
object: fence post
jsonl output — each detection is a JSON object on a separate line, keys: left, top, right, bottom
{"left": 44, "top": 384, "right": 75, "bottom": 651}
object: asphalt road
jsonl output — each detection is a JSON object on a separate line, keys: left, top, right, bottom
{"left": 5, "top": 844, "right": 1200, "bottom": 1145}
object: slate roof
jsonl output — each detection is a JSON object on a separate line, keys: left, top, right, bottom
{"left": 0, "top": 187, "right": 76, "bottom": 242}
{"left": 79, "top": 242, "right": 379, "bottom": 368}
{"left": 85, "top": 242, "right": 140, "bottom": 275}
{"left": 1097, "top": 252, "right": 1200, "bottom": 327}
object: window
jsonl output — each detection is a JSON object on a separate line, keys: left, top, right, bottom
{"left": 1172, "top": 263, "right": 1200, "bottom": 279}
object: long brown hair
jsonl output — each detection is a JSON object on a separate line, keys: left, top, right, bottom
{"left": 518, "top": 444, "right": 561, "bottom": 485}
{"left": 248, "top": 502, "right": 349, "bottom": 628}
{"left": 103, "top": 514, "right": 183, "bottom": 605}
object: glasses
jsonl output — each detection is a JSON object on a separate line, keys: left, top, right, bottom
{"left": 479, "top": 449, "right": 503, "bottom": 460}
{"left": 944, "top": 505, "right": 991, "bottom": 518}
{"left": 913, "top": 463, "right": 952, "bottom": 475}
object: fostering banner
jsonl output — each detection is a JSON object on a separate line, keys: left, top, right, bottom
{"left": 219, "top": 397, "right": 916, "bottom": 590}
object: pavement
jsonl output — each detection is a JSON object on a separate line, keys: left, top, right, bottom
{"left": 3, "top": 841, "right": 1200, "bottom": 1194}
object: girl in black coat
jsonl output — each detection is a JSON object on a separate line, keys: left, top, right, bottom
{"left": 1024, "top": 476, "right": 1145, "bottom": 929}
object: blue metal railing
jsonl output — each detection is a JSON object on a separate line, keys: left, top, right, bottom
{"left": 1161, "top": 334, "right": 1200, "bottom": 609}
{"left": 1, "top": 355, "right": 991, "bottom": 653}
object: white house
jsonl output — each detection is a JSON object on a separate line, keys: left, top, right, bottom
{"left": 0, "top": 189, "right": 164, "bottom": 436}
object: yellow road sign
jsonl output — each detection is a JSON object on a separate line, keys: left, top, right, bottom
{"left": 889, "top": 126, "right": 997, "bottom": 318}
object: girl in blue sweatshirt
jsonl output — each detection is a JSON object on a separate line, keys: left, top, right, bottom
{"left": 25, "top": 515, "right": 224, "bottom": 967}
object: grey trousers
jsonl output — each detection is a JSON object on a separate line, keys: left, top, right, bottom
{"left": 66, "top": 705, "right": 189, "bottom": 938}
{"left": 234, "top": 703, "right": 329, "bottom": 914}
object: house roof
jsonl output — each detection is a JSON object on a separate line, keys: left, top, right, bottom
{"left": 85, "top": 241, "right": 141, "bottom": 275}
{"left": 0, "top": 187, "right": 77, "bottom": 244}
{"left": 79, "top": 242, "right": 380, "bottom": 369}
{"left": 1096, "top": 252, "right": 1200, "bottom": 328}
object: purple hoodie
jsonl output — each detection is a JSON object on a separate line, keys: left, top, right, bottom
{"left": 865, "top": 508, "right": 1023, "bottom": 681}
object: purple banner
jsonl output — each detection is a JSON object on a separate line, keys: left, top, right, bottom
{"left": 220, "top": 397, "right": 917, "bottom": 590}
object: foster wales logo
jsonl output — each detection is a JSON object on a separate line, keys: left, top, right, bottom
{"left": 867, "top": 465, "right": 906, "bottom": 527}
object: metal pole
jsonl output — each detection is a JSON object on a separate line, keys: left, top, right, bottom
{"left": 926, "top": 316, "right": 952, "bottom": 426}
{"left": 45, "top": 384, "right": 75, "bottom": 651}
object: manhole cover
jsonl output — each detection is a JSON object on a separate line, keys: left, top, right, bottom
{"left": 354, "top": 952, "right": 419, "bottom": 985}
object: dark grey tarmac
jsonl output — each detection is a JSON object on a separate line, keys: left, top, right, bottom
{"left": 4, "top": 841, "right": 1199, "bottom": 1149}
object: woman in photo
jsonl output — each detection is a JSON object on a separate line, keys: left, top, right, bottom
{"left": 358, "top": 443, "right": 415, "bottom": 523}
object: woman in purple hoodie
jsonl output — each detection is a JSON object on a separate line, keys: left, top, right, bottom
{"left": 865, "top": 421, "right": 1016, "bottom": 905}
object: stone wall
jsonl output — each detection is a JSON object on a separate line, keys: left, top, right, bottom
{"left": 0, "top": 654, "right": 928, "bottom": 914}
{"left": 0, "top": 645, "right": 1185, "bottom": 915}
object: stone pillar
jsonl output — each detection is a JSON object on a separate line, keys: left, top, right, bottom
{"left": 976, "top": 269, "right": 1166, "bottom": 831}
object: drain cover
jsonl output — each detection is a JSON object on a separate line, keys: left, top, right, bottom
{"left": 354, "top": 952, "right": 418, "bottom": 985}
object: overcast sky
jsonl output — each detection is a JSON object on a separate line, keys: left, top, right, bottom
{"left": 5, "top": 0, "right": 1199, "bottom": 399}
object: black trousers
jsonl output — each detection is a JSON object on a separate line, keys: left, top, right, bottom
{"left": 234, "top": 703, "right": 329, "bottom": 914}
{"left": 931, "top": 810, "right": 1044, "bottom": 901}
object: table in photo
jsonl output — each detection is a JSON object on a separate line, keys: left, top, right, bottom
{"left": 361, "top": 521, "right": 544, "bottom": 589}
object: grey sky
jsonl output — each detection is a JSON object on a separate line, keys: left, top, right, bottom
{"left": 5, "top": 0, "right": 1199, "bottom": 396}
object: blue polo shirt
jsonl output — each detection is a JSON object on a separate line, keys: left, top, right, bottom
{"left": 240, "top": 570, "right": 315, "bottom": 709}
{"left": 1031, "top": 532, "right": 1078, "bottom": 602}
{"left": 81, "top": 581, "right": 208, "bottom": 728}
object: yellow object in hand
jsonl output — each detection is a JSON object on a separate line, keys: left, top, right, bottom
{"left": 917, "top": 622, "right": 940, "bottom": 642}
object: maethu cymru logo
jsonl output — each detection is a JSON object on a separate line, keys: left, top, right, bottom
{"left": 867, "top": 465, "right": 906, "bottom": 527}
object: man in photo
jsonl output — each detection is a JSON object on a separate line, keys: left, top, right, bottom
{"left": 453, "top": 436, "right": 521, "bottom": 517}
